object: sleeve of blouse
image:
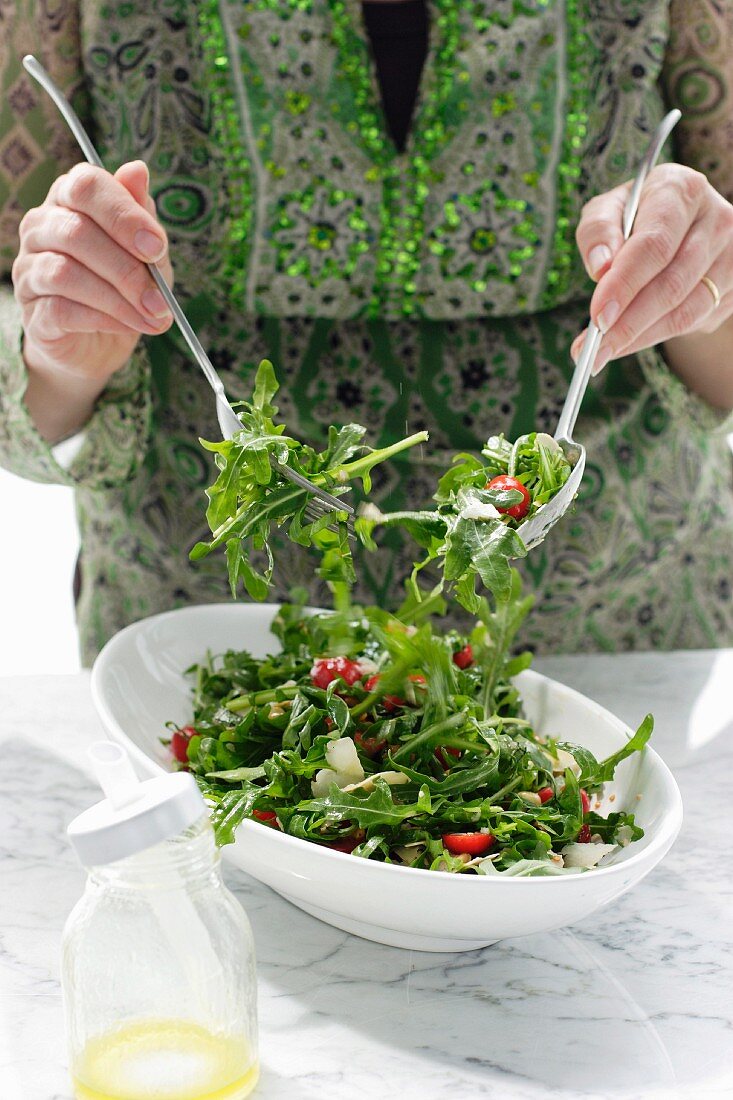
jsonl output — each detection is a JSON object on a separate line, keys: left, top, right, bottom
{"left": 662, "top": 0, "right": 733, "bottom": 203}
{"left": 0, "top": 1, "right": 153, "bottom": 489}
{"left": 637, "top": 0, "right": 733, "bottom": 435}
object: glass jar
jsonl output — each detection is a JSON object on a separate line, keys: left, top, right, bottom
{"left": 62, "top": 814, "right": 258, "bottom": 1100}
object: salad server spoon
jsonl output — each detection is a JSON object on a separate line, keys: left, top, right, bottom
{"left": 22, "top": 54, "right": 353, "bottom": 527}
{"left": 517, "top": 108, "right": 681, "bottom": 552}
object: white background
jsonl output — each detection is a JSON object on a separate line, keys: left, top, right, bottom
{"left": 0, "top": 468, "right": 80, "bottom": 674}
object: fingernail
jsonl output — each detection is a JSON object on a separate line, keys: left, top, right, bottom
{"left": 588, "top": 245, "right": 612, "bottom": 279}
{"left": 592, "top": 348, "right": 611, "bottom": 376}
{"left": 597, "top": 301, "right": 620, "bottom": 334}
{"left": 134, "top": 229, "right": 166, "bottom": 262}
{"left": 141, "top": 287, "right": 171, "bottom": 318}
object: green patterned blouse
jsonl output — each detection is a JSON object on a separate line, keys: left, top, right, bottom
{"left": 1, "top": 0, "right": 732, "bottom": 664}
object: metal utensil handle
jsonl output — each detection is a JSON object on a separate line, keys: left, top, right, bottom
{"left": 22, "top": 54, "right": 227, "bottom": 403}
{"left": 554, "top": 109, "right": 682, "bottom": 443}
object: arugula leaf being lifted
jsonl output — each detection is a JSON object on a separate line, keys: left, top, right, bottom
{"left": 191, "top": 361, "right": 572, "bottom": 615}
{"left": 190, "top": 360, "right": 427, "bottom": 603}
{"left": 357, "top": 433, "right": 571, "bottom": 612}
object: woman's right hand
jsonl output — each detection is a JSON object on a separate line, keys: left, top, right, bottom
{"left": 11, "top": 160, "right": 174, "bottom": 440}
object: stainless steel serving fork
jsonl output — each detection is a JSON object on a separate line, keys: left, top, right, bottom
{"left": 516, "top": 108, "right": 682, "bottom": 552}
{"left": 23, "top": 54, "right": 353, "bottom": 526}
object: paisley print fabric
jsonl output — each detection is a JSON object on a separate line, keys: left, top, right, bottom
{"left": 0, "top": 0, "right": 732, "bottom": 664}
{"left": 664, "top": 0, "right": 733, "bottom": 202}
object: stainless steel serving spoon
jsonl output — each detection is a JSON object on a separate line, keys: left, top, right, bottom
{"left": 516, "top": 108, "right": 681, "bottom": 552}
{"left": 22, "top": 54, "right": 353, "bottom": 525}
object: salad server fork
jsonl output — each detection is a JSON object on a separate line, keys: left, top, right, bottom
{"left": 517, "top": 108, "right": 681, "bottom": 552}
{"left": 22, "top": 54, "right": 352, "bottom": 526}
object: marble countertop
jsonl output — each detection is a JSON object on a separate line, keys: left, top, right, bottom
{"left": 1, "top": 651, "right": 732, "bottom": 1100}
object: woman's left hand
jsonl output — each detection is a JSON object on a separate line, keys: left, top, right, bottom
{"left": 571, "top": 164, "right": 733, "bottom": 372}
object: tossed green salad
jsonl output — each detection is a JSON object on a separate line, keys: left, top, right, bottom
{"left": 168, "top": 360, "right": 651, "bottom": 875}
{"left": 189, "top": 360, "right": 571, "bottom": 610}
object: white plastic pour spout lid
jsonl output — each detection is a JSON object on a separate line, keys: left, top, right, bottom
{"left": 67, "top": 741, "right": 206, "bottom": 866}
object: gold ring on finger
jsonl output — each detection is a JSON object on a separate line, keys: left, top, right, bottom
{"left": 701, "top": 275, "right": 721, "bottom": 310}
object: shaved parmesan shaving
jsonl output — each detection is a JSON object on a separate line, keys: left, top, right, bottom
{"left": 311, "top": 738, "right": 367, "bottom": 795}
{"left": 551, "top": 748, "right": 581, "bottom": 778}
{"left": 325, "top": 737, "right": 364, "bottom": 782}
{"left": 535, "top": 432, "right": 561, "bottom": 454}
{"left": 311, "top": 768, "right": 340, "bottom": 797}
{"left": 561, "top": 842, "right": 617, "bottom": 869}
{"left": 459, "top": 501, "right": 502, "bottom": 522}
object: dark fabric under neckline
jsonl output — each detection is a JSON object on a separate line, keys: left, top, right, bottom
{"left": 362, "top": 0, "right": 429, "bottom": 153}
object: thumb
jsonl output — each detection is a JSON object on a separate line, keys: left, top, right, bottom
{"left": 575, "top": 180, "right": 631, "bottom": 282}
{"left": 115, "top": 159, "right": 173, "bottom": 285}
{"left": 115, "top": 159, "right": 150, "bottom": 209}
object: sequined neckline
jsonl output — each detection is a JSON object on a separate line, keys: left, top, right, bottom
{"left": 330, "top": 0, "right": 468, "bottom": 312}
{"left": 198, "top": 1, "right": 592, "bottom": 319}
{"left": 336, "top": 0, "right": 437, "bottom": 164}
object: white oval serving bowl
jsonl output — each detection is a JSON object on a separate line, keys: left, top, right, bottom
{"left": 91, "top": 603, "right": 682, "bottom": 952}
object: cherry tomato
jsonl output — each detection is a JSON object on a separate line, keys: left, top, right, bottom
{"left": 354, "top": 731, "right": 387, "bottom": 757}
{"left": 364, "top": 673, "right": 425, "bottom": 712}
{"left": 486, "top": 475, "right": 531, "bottom": 520}
{"left": 435, "top": 745, "right": 461, "bottom": 769}
{"left": 441, "top": 832, "right": 495, "bottom": 856}
{"left": 170, "top": 726, "right": 196, "bottom": 763}
{"left": 576, "top": 824, "right": 592, "bottom": 843}
{"left": 311, "top": 656, "right": 363, "bottom": 690}
{"left": 538, "top": 786, "right": 554, "bottom": 804}
{"left": 252, "top": 809, "right": 279, "bottom": 828}
{"left": 453, "top": 644, "right": 474, "bottom": 669}
{"left": 323, "top": 836, "right": 360, "bottom": 853}
{"left": 364, "top": 673, "right": 402, "bottom": 712}
{"left": 580, "top": 788, "right": 591, "bottom": 816}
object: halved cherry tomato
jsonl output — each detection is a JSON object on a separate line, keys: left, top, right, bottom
{"left": 252, "top": 809, "right": 280, "bottom": 828}
{"left": 538, "top": 786, "right": 554, "bottom": 804}
{"left": 576, "top": 824, "right": 592, "bottom": 843}
{"left": 365, "top": 673, "right": 398, "bottom": 708}
{"left": 376, "top": 695, "right": 400, "bottom": 712}
{"left": 354, "top": 731, "right": 387, "bottom": 757}
{"left": 580, "top": 788, "right": 591, "bottom": 815}
{"left": 170, "top": 725, "right": 196, "bottom": 763}
{"left": 311, "top": 656, "right": 363, "bottom": 690}
{"left": 486, "top": 475, "right": 531, "bottom": 520}
{"left": 435, "top": 745, "right": 461, "bottom": 769}
{"left": 453, "top": 644, "right": 474, "bottom": 669}
{"left": 383, "top": 695, "right": 405, "bottom": 713}
{"left": 441, "top": 832, "right": 495, "bottom": 856}
{"left": 324, "top": 836, "right": 360, "bottom": 853}
{"left": 364, "top": 672, "right": 425, "bottom": 712}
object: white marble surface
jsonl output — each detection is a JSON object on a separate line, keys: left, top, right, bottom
{"left": 1, "top": 653, "right": 732, "bottom": 1100}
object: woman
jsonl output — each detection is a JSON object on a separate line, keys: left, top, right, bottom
{"left": 1, "top": 1, "right": 732, "bottom": 664}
